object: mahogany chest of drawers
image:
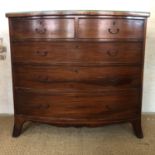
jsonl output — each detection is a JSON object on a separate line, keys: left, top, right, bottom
{"left": 6, "top": 11, "right": 150, "bottom": 138}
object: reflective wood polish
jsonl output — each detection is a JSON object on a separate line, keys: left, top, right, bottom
{"left": 6, "top": 11, "right": 150, "bottom": 138}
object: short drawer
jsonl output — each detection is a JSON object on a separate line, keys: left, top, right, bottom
{"left": 12, "top": 42, "right": 142, "bottom": 65}
{"left": 10, "top": 18, "right": 75, "bottom": 40}
{"left": 13, "top": 65, "right": 141, "bottom": 91}
{"left": 78, "top": 18, "right": 144, "bottom": 39}
{"left": 14, "top": 89, "right": 140, "bottom": 119}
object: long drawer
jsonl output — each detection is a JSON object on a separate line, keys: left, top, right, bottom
{"left": 12, "top": 42, "right": 142, "bottom": 65}
{"left": 13, "top": 65, "right": 141, "bottom": 91}
{"left": 14, "top": 89, "right": 140, "bottom": 119}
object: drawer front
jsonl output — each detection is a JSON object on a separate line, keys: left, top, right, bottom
{"left": 12, "top": 42, "right": 142, "bottom": 65}
{"left": 78, "top": 18, "right": 144, "bottom": 39}
{"left": 13, "top": 65, "right": 141, "bottom": 91}
{"left": 10, "top": 18, "right": 75, "bottom": 40}
{"left": 14, "top": 89, "right": 140, "bottom": 119}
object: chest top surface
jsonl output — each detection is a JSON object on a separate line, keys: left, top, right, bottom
{"left": 6, "top": 10, "right": 150, "bottom": 18}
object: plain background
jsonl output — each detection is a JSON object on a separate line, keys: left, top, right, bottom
{"left": 0, "top": 0, "right": 154, "bottom": 114}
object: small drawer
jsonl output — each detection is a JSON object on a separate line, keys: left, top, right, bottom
{"left": 13, "top": 65, "right": 141, "bottom": 91}
{"left": 78, "top": 18, "right": 144, "bottom": 39}
{"left": 10, "top": 18, "right": 75, "bottom": 40}
{"left": 14, "top": 89, "right": 140, "bottom": 119}
{"left": 12, "top": 42, "right": 142, "bottom": 65}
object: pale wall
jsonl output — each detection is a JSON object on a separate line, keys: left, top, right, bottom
{"left": 0, "top": 0, "right": 154, "bottom": 113}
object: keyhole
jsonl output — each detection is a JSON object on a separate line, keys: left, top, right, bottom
{"left": 75, "top": 45, "right": 79, "bottom": 49}
{"left": 39, "top": 20, "right": 43, "bottom": 25}
{"left": 74, "top": 69, "right": 78, "bottom": 73}
{"left": 113, "top": 21, "right": 116, "bottom": 25}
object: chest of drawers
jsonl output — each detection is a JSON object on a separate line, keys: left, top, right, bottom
{"left": 6, "top": 11, "right": 150, "bottom": 138}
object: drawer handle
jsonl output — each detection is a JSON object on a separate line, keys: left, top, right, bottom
{"left": 75, "top": 45, "right": 80, "bottom": 49}
{"left": 37, "top": 75, "right": 50, "bottom": 82}
{"left": 32, "top": 104, "right": 50, "bottom": 109}
{"left": 69, "top": 68, "right": 79, "bottom": 73}
{"left": 107, "top": 50, "right": 118, "bottom": 57}
{"left": 39, "top": 104, "right": 50, "bottom": 109}
{"left": 108, "top": 77, "right": 133, "bottom": 85}
{"left": 71, "top": 68, "right": 79, "bottom": 73}
{"left": 109, "top": 78, "right": 119, "bottom": 84}
{"left": 108, "top": 28, "right": 119, "bottom": 34}
{"left": 36, "top": 51, "right": 48, "bottom": 56}
{"left": 35, "top": 28, "right": 47, "bottom": 34}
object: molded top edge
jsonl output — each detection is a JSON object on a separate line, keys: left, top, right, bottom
{"left": 6, "top": 10, "right": 150, "bottom": 18}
